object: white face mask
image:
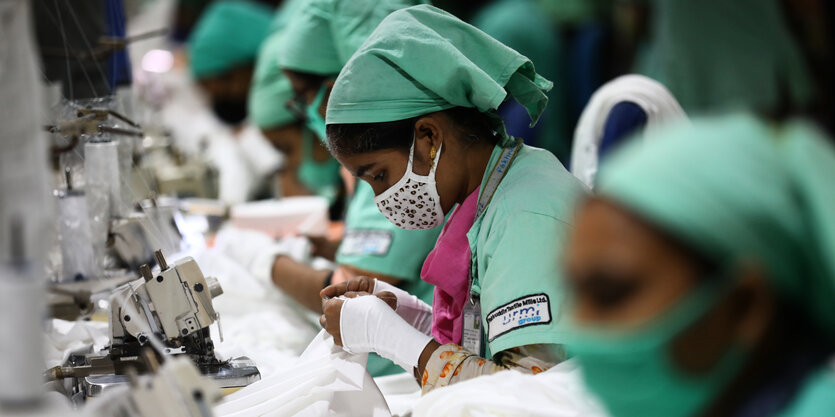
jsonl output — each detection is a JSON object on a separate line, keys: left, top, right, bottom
{"left": 374, "top": 138, "right": 444, "bottom": 230}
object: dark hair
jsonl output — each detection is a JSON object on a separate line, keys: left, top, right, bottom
{"left": 326, "top": 107, "right": 502, "bottom": 156}
{"left": 283, "top": 69, "right": 333, "bottom": 94}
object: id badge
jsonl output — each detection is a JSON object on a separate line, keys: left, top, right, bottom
{"left": 461, "top": 299, "right": 484, "bottom": 356}
{"left": 339, "top": 230, "right": 393, "bottom": 256}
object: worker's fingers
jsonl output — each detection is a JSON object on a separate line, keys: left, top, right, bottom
{"left": 320, "top": 281, "right": 349, "bottom": 299}
{"left": 376, "top": 291, "right": 398, "bottom": 310}
{"left": 321, "top": 298, "right": 345, "bottom": 346}
{"left": 346, "top": 276, "right": 375, "bottom": 293}
{"left": 321, "top": 276, "right": 375, "bottom": 299}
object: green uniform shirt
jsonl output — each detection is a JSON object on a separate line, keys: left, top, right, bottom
{"left": 467, "top": 135, "right": 585, "bottom": 357}
{"left": 777, "top": 366, "right": 835, "bottom": 417}
{"left": 337, "top": 181, "right": 441, "bottom": 376}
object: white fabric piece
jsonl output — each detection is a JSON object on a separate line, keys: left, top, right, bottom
{"left": 229, "top": 197, "right": 330, "bottom": 238}
{"left": 571, "top": 74, "right": 688, "bottom": 189}
{"left": 374, "top": 372, "right": 422, "bottom": 417}
{"left": 213, "top": 226, "right": 312, "bottom": 284}
{"left": 340, "top": 295, "right": 433, "bottom": 372}
{"left": 193, "top": 249, "right": 320, "bottom": 375}
{"left": 44, "top": 319, "right": 110, "bottom": 368}
{"left": 209, "top": 132, "right": 258, "bottom": 204}
{"left": 215, "top": 330, "right": 391, "bottom": 417}
{"left": 237, "top": 125, "right": 285, "bottom": 178}
{"left": 373, "top": 279, "right": 433, "bottom": 335}
{"left": 413, "top": 359, "right": 609, "bottom": 417}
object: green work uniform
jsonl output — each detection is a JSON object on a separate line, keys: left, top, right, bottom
{"left": 337, "top": 181, "right": 440, "bottom": 375}
{"left": 637, "top": 0, "right": 812, "bottom": 115}
{"left": 468, "top": 133, "right": 585, "bottom": 358}
{"left": 777, "top": 366, "right": 835, "bottom": 417}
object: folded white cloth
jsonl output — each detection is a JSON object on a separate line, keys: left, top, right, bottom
{"left": 571, "top": 74, "right": 687, "bottom": 189}
{"left": 215, "top": 330, "right": 391, "bottom": 417}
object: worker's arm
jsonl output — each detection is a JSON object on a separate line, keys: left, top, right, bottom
{"left": 416, "top": 343, "right": 557, "bottom": 394}
{"left": 271, "top": 259, "right": 402, "bottom": 313}
{"left": 271, "top": 255, "right": 330, "bottom": 313}
{"left": 319, "top": 295, "right": 556, "bottom": 389}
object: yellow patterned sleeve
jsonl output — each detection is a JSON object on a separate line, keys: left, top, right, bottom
{"left": 420, "top": 343, "right": 557, "bottom": 394}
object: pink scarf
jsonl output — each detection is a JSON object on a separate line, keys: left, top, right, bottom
{"left": 421, "top": 187, "right": 480, "bottom": 345}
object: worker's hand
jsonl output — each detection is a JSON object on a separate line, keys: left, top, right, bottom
{"left": 322, "top": 294, "right": 434, "bottom": 371}
{"left": 320, "top": 297, "right": 346, "bottom": 346}
{"left": 320, "top": 276, "right": 377, "bottom": 300}
{"left": 305, "top": 235, "right": 340, "bottom": 261}
{"left": 319, "top": 292, "right": 397, "bottom": 346}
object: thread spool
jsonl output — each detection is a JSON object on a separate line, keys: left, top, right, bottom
{"left": 56, "top": 187, "right": 98, "bottom": 282}
{"left": 84, "top": 139, "right": 120, "bottom": 253}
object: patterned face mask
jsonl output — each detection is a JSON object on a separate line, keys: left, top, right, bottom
{"left": 374, "top": 137, "right": 444, "bottom": 230}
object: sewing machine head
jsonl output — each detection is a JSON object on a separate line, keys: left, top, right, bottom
{"left": 47, "top": 250, "right": 259, "bottom": 401}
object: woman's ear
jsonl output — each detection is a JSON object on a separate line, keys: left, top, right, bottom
{"left": 412, "top": 115, "right": 445, "bottom": 175}
{"left": 731, "top": 262, "right": 775, "bottom": 350}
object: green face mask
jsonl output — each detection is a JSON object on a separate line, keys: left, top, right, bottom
{"left": 567, "top": 281, "right": 746, "bottom": 417}
{"left": 297, "top": 128, "right": 342, "bottom": 203}
{"left": 305, "top": 83, "right": 328, "bottom": 143}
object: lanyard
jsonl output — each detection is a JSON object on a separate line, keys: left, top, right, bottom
{"left": 469, "top": 137, "right": 524, "bottom": 303}
{"left": 461, "top": 138, "right": 523, "bottom": 356}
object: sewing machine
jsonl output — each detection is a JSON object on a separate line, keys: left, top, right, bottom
{"left": 46, "top": 250, "right": 260, "bottom": 402}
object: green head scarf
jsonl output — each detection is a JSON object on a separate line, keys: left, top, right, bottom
{"left": 597, "top": 113, "right": 835, "bottom": 333}
{"left": 279, "top": 0, "right": 429, "bottom": 76}
{"left": 249, "top": 31, "right": 297, "bottom": 129}
{"left": 189, "top": 0, "right": 273, "bottom": 80}
{"left": 325, "top": 5, "right": 553, "bottom": 125}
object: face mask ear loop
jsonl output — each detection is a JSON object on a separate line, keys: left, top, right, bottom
{"left": 428, "top": 142, "right": 443, "bottom": 177}
{"left": 406, "top": 130, "right": 417, "bottom": 173}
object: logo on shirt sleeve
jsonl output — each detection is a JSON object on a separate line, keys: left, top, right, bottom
{"left": 485, "top": 293, "right": 551, "bottom": 342}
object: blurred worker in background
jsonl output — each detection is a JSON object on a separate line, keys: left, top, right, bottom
{"left": 628, "top": 0, "right": 814, "bottom": 120}
{"left": 564, "top": 113, "right": 835, "bottom": 417}
{"left": 319, "top": 5, "right": 585, "bottom": 393}
{"left": 187, "top": 0, "right": 283, "bottom": 203}
{"left": 249, "top": 0, "right": 344, "bottom": 212}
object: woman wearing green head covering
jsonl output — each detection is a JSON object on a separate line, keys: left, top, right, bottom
{"left": 319, "top": 5, "right": 586, "bottom": 393}
{"left": 250, "top": 27, "right": 343, "bottom": 202}
{"left": 277, "top": 0, "right": 429, "bottom": 142}
{"left": 564, "top": 113, "right": 835, "bottom": 417}
{"left": 189, "top": 0, "right": 273, "bottom": 125}
{"left": 253, "top": 0, "right": 442, "bottom": 378}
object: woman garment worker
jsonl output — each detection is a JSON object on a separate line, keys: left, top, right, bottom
{"left": 187, "top": 0, "right": 283, "bottom": 202}
{"left": 563, "top": 113, "right": 835, "bottom": 417}
{"left": 249, "top": 7, "right": 344, "bottom": 208}
{"left": 318, "top": 5, "right": 586, "bottom": 393}
{"left": 243, "top": 0, "right": 441, "bottom": 378}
